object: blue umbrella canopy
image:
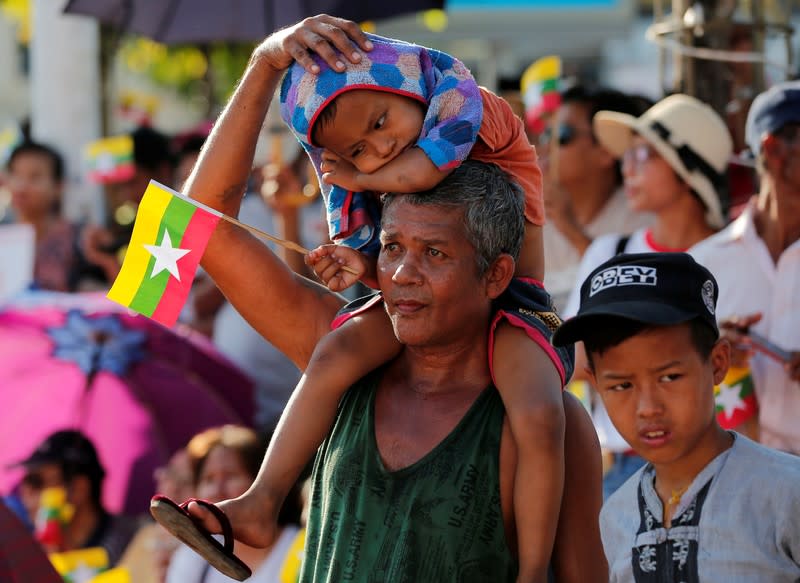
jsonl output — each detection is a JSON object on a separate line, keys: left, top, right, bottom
{"left": 63, "top": 0, "right": 445, "bottom": 45}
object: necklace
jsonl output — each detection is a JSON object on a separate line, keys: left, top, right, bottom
{"left": 663, "top": 484, "right": 690, "bottom": 526}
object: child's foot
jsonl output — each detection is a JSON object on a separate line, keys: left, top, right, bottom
{"left": 186, "top": 493, "right": 278, "bottom": 549}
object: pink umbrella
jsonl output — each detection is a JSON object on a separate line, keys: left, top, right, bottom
{"left": 0, "top": 293, "right": 255, "bottom": 516}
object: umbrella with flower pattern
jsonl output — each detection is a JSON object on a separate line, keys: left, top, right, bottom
{"left": 0, "top": 293, "right": 254, "bottom": 516}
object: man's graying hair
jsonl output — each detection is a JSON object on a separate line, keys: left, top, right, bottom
{"left": 381, "top": 161, "right": 525, "bottom": 274}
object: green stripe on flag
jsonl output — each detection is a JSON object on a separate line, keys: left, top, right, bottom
{"left": 128, "top": 195, "right": 196, "bottom": 316}
{"left": 540, "top": 78, "right": 559, "bottom": 94}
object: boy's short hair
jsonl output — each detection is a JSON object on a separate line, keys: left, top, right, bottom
{"left": 579, "top": 316, "right": 719, "bottom": 371}
{"left": 552, "top": 252, "right": 720, "bottom": 349}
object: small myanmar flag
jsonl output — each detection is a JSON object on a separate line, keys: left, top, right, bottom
{"left": 714, "top": 365, "right": 758, "bottom": 429}
{"left": 107, "top": 180, "right": 221, "bottom": 327}
{"left": 84, "top": 135, "right": 135, "bottom": 184}
{"left": 521, "top": 55, "right": 562, "bottom": 134}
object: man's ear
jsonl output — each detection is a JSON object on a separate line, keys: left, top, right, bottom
{"left": 710, "top": 338, "right": 731, "bottom": 386}
{"left": 761, "top": 134, "right": 787, "bottom": 173}
{"left": 485, "top": 254, "right": 516, "bottom": 300}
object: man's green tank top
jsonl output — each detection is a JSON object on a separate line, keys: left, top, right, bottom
{"left": 300, "top": 370, "right": 517, "bottom": 583}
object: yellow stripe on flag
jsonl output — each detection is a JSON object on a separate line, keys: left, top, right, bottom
{"left": 521, "top": 55, "right": 562, "bottom": 94}
{"left": 85, "top": 135, "right": 133, "bottom": 159}
{"left": 107, "top": 182, "right": 172, "bottom": 307}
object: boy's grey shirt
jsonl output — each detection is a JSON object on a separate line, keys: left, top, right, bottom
{"left": 601, "top": 433, "right": 800, "bottom": 582}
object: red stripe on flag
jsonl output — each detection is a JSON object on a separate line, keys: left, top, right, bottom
{"left": 150, "top": 208, "right": 220, "bottom": 326}
{"left": 716, "top": 393, "right": 758, "bottom": 429}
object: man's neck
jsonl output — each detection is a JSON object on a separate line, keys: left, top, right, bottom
{"left": 565, "top": 172, "right": 618, "bottom": 226}
{"left": 755, "top": 181, "right": 800, "bottom": 261}
{"left": 391, "top": 337, "right": 492, "bottom": 397}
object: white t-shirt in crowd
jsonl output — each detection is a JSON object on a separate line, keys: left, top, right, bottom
{"left": 690, "top": 203, "right": 800, "bottom": 454}
{"left": 165, "top": 525, "right": 300, "bottom": 583}
{"left": 213, "top": 193, "right": 327, "bottom": 431}
{"left": 544, "top": 188, "right": 652, "bottom": 312}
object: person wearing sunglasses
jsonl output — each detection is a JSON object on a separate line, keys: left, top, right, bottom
{"left": 537, "top": 86, "right": 654, "bottom": 311}
{"left": 561, "top": 93, "right": 734, "bottom": 500}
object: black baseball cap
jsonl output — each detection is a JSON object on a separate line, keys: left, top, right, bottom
{"left": 552, "top": 252, "right": 719, "bottom": 346}
{"left": 15, "top": 430, "right": 105, "bottom": 479}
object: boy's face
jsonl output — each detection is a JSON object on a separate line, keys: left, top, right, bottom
{"left": 314, "top": 89, "right": 425, "bottom": 174}
{"left": 588, "top": 323, "right": 729, "bottom": 468}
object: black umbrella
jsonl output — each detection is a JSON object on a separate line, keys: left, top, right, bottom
{"left": 63, "top": 0, "right": 445, "bottom": 45}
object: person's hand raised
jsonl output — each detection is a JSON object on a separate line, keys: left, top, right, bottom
{"left": 253, "top": 14, "right": 374, "bottom": 74}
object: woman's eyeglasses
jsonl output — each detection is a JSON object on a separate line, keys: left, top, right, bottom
{"left": 622, "top": 143, "right": 659, "bottom": 169}
{"left": 537, "top": 124, "right": 593, "bottom": 147}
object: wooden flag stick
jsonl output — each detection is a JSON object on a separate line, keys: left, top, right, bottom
{"left": 218, "top": 213, "right": 360, "bottom": 276}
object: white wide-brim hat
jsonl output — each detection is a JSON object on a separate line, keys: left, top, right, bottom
{"left": 593, "top": 94, "right": 733, "bottom": 229}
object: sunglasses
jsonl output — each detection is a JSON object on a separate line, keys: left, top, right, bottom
{"left": 538, "top": 124, "right": 594, "bottom": 147}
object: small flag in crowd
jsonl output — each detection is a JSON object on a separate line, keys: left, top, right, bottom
{"left": 714, "top": 365, "right": 758, "bottom": 429}
{"left": 107, "top": 181, "right": 221, "bottom": 327}
{"left": 0, "top": 124, "right": 23, "bottom": 166}
{"left": 279, "top": 528, "right": 306, "bottom": 583}
{"left": 84, "top": 135, "right": 135, "bottom": 184}
{"left": 521, "top": 55, "right": 562, "bottom": 134}
{"left": 48, "top": 547, "right": 109, "bottom": 582}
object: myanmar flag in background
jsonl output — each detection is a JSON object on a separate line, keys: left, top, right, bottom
{"left": 107, "top": 181, "right": 221, "bottom": 327}
{"left": 521, "top": 55, "right": 562, "bottom": 134}
{"left": 714, "top": 365, "right": 758, "bottom": 429}
{"left": 84, "top": 135, "right": 135, "bottom": 184}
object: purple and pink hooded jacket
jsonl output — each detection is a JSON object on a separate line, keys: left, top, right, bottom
{"left": 279, "top": 33, "right": 482, "bottom": 255}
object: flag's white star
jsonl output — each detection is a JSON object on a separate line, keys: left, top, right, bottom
{"left": 143, "top": 230, "right": 190, "bottom": 281}
{"left": 716, "top": 382, "right": 746, "bottom": 420}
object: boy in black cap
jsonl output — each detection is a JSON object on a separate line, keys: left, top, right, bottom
{"left": 16, "top": 430, "right": 137, "bottom": 566}
{"left": 553, "top": 252, "right": 800, "bottom": 581}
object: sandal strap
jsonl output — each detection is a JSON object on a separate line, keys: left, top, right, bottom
{"left": 181, "top": 498, "right": 235, "bottom": 554}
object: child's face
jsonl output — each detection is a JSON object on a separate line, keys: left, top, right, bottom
{"left": 314, "top": 89, "right": 425, "bottom": 174}
{"left": 588, "top": 323, "right": 729, "bottom": 469}
{"left": 8, "top": 152, "right": 62, "bottom": 220}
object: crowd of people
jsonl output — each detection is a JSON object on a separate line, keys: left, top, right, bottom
{"left": 1, "top": 11, "right": 798, "bottom": 583}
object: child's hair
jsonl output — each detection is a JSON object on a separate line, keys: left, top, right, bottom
{"left": 381, "top": 161, "right": 525, "bottom": 274}
{"left": 582, "top": 316, "right": 718, "bottom": 371}
{"left": 310, "top": 99, "right": 339, "bottom": 146}
{"left": 8, "top": 140, "right": 65, "bottom": 182}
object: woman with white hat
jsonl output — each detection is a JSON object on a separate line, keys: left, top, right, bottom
{"left": 561, "top": 93, "right": 734, "bottom": 499}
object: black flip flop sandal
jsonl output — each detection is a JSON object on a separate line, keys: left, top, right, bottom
{"left": 150, "top": 495, "right": 252, "bottom": 581}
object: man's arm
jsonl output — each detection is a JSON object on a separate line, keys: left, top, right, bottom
{"left": 184, "top": 15, "right": 373, "bottom": 368}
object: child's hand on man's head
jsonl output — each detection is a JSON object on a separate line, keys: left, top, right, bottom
{"left": 306, "top": 244, "right": 369, "bottom": 292}
{"left": 321, "top": 150, "right": 362, "bottom": 192}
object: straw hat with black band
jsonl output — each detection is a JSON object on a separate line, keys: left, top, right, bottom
{"left": 592, "top": 94, "right": 733, "bottom": 230}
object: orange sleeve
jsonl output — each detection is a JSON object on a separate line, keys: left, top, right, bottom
{"left": 470, "top": 87, "right": 545, "bottom": 226}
